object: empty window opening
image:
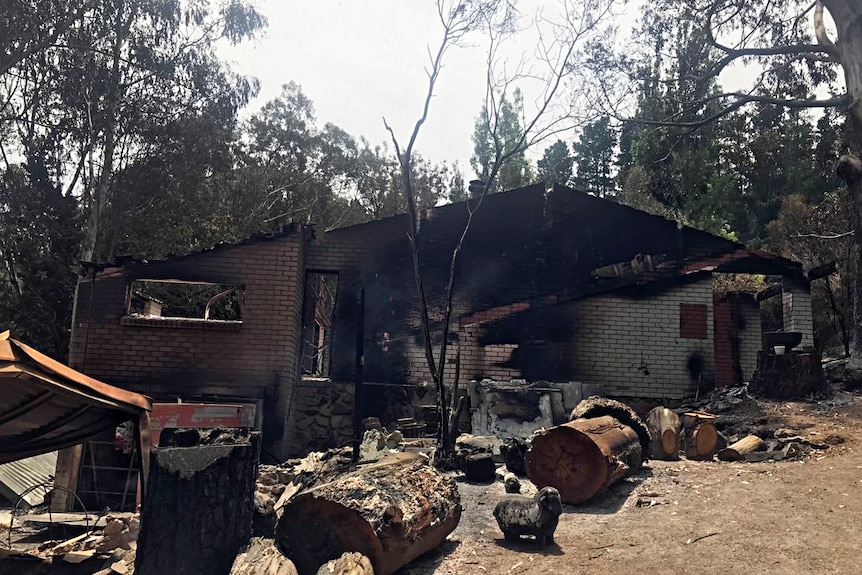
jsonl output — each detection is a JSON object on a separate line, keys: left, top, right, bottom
{"left": 129, "top": 280, "right": 243, "bottom": 321}
{"left": 301, "top": 272, "right": 338, "bottom": 377}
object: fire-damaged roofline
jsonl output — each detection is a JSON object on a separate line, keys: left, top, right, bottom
{"left": 460, "top": 246, "right": 803, "bottom": 328}
{"left": 78, "top": 183, "right": 805, "bottom": 286}
{"left": 77, "top": 222, "right": 306, "bottom": 277}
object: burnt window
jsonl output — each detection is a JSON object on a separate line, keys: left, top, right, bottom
{"left": 680, "top": 303, "right": 708, "bottom": 339}
{"left": 129, "top": 280, "right": 243, "bottom": 321}
{"left": 301, "top": 272, "right": 338, "bottom": 377}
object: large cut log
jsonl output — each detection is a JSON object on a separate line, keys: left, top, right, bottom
{"left": 230, "top": 538, "right": 298, "bottom": 575}
{"left": 276, "top": 453, "right": 461, "bottom": 575}
{"left": 525, "top": 415, "right": 643, "bottom": 505}
{"left": 682, "top": 412, "right": 718, "bottom": 460}
{"left": 717, "top": 435, "right": 767, "bottom": 461}
{"left": 570, "top": 396, "right": 651, "bottom": 461}
{"left": 136, "top": 428, "right": 260, "bottom": 575}
{"left": 646, "top": 407, "right": 680, "bottom": 460}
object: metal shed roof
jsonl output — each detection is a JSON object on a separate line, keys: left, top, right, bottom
{"left": 0, "top": 330, "right": 152, "bottom": 464}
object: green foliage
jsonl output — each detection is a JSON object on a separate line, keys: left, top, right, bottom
{"left": 537, "top": 140, "right": 573, "bottom": 185}
{"left": 471, "top": 88, "right": 535, "bottom": 191}
{"left": 0, "top": 160, "right": 83, "bottom": 359}
{"left": 572, "top": 116, "right": 617, "bottom": 198}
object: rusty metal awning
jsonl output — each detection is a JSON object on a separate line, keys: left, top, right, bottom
{"left": 0, "top": 330, "right": 152, "bottom": 464}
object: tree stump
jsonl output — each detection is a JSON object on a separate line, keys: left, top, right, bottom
{"left": 230, "top": 538, "right": 298, "bottom": 575}
{"left": 646, "top": 407, "right": 680, "bottom": 460}
{"left": 749, "top": 352, "right": 826, "bottom": 399}
{"left": 135, "top": 428, "right": 260, "bottom": 575}
{"left": 276, "top": 453, "right": 461, "bottom": 575}
{"left": 525, "top": 415, "right": 643, "bottom": 505}
{"left": 682, "top": 412, "right": 718, "bottom": 460}
{"left": 717, "top": 435, "right": 767, "bottom": 461}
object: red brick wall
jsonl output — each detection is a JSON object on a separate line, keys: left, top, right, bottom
{"left": 69, "top": 232, "right": 307, "bottom": 458}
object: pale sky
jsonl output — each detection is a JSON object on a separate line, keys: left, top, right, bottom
{"left": 217, "top": 1, "right": 839, "bottom": 176}
{"left": 217, "top": 0, "right": 643, "bottom": 174}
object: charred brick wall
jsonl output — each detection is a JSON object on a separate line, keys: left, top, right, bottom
{"left": 69, "top": 232, "right": 307, "bottom": 459}
{"left": 303, "top": 184, "right": 760, "bottom": 398}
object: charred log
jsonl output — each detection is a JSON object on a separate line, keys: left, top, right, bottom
{"left": 275, "top": 453, "right": 461, "bottom": 575}
{"left": 570, "top": 396, "right": 651, "bottom": 461}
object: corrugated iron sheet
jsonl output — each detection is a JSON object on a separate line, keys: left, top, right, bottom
{"left": 0, "top": 451, "right": 57, "bottom": 508}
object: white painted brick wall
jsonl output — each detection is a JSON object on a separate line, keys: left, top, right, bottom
{"left": 566, "top": 276, "right": 715, "bottom": 400}
{"left": 782, "top": 282, "right": 815, "bottom": 348}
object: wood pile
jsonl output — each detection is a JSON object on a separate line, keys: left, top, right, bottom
{"left": 0, "top": 513, "right": 139, "bottom": 572}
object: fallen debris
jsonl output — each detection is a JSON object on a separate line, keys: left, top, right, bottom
{"left": 315, "top": 551, "right": 374, "bottom": 575}
{"left": 230, "top": 537, "right": 298, "bottom": 575}
{"left": 499, "top": 437, "right": 529, "bottom": 477}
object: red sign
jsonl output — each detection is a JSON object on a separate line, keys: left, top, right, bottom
{"left": 149, "top": 403, "right": 256, "bottom": 445}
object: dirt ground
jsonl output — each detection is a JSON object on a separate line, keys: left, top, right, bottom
{"left": 404, "top": 392, "right": 862, "bottom": 575}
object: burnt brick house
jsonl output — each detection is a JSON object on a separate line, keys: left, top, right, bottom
{"left": 67, "top": 183, "right": 813, "bottom": 461}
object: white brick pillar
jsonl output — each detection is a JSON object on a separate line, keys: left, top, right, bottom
{"left": 782, "top": 278, "right": 815, "bottom": 348}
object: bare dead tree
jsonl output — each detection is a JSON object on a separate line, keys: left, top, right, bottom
{"left": 385, "top": 0, "right": 620, "bottom": 461}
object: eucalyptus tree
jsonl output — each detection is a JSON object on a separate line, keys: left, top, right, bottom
{"left": 0, "top": 0, "right": 266, "bottom": 262}
{"left": 595, "top": 0, "right": 862, "bottom": 359}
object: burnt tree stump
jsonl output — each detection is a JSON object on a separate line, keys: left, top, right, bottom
{"left": 749, "top": 352, "right": 826, "bottom": 399}
{"left": 136, "top": 428, "right": 261, "bottom": 575}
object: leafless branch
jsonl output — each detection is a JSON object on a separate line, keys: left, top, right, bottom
{"left": 792, "top": 231, "right": 854, "bottom": 240}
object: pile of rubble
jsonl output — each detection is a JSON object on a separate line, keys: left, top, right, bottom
{"left": 1, "top": 513, "right": 139, "bottom": 573}
{"left": 677, "top": 385, "right": 842, "bottom": 463}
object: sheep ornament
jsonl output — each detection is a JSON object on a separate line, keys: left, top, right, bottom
{"left": 493, "top": 486, "right": 562, "bottom": 548}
